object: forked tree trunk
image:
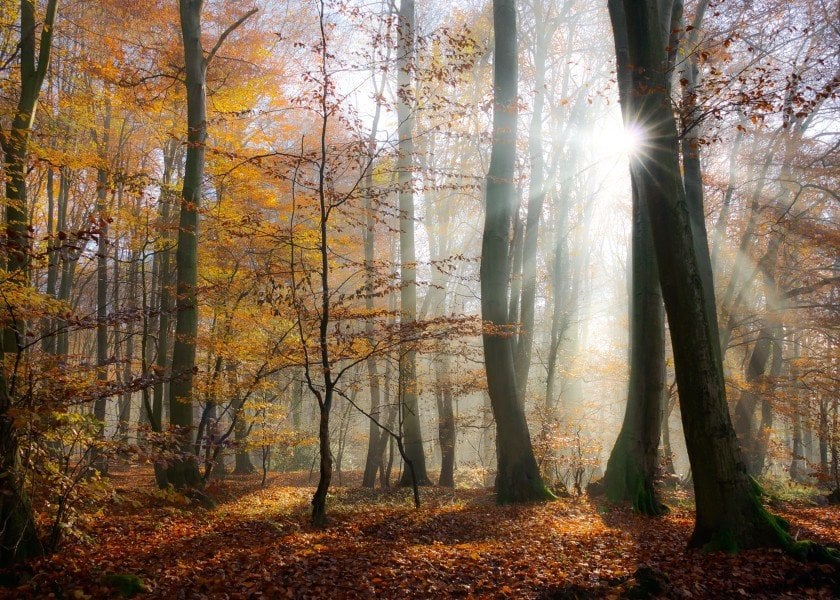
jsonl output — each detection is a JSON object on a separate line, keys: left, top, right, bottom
{"left": 481, "top": 0, "right": 552, "bottom": 504}
{"left": 616, "top": 0, "right": 797, "bottom": 552}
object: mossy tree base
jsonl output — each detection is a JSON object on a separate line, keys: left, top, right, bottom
{"left": 693, "top": 479, "right": 839, "bottom": 565}
{"left": 496, "top": 463, "right": 556, "bottom": 505}
{"left": 595, "top": 432, "right": 667, "bottom": 517}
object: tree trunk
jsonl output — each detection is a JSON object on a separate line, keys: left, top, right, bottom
{"left": 56, "top": 168, "right": 75, "bottom": 359}
{"left": 436, "top": 352, "right": 456, "bottom": 487}
{"left": 0, "top": 0, "right": 59, "bottom": 566}
{"left": 819, "top": 397, "right": 830, "bottom": 474}
{"left": 395, "top": 0, "right": 429, "bottom": 488}
{"left": 118, "top": 249, "right": 137, "bottom": 444}
{"left": 167, "top": 0, "right": 207, "bottom": 489}
{"left": 513, "top": 0, "right": 548, "bottom": 395}
{"left": 615, "top": 0, "right": 792, "bottom": 551}
{"left": 93, "top": 100, "right": 112, "bottom": 473}
{"left": 596, "top": 182, "right": 666, "bottom": 513}
{"left": 232, "top": 396, "right": 255, "bottom": 474}
{"left": 481, "top": 0, "right": 552, "bottom": 504}
{"left": 594, "top": 0, "right": 668, "bottom": 515}
{"left": 733, "top": 325, "right": 777, "bottom": 476}
{"left": 361, "top": 60, "right": 387, "bottom": 489}
{"left": 661, "top": 393, "right": 677, "bottom": 480}
{"left": 41, "top": 168, "right": 58, "bottom": 355}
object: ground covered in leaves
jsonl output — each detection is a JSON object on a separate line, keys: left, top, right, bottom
{"left": 4, "top": 467, "right": 839, "bottom": 599}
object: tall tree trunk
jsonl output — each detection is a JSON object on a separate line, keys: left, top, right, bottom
{"left": 481, "top": 0, "right": 552, "bottom": 504}
{"left": 149, "top": 143, "right": 178, "bottom": 487}
{"left": 361, "top": 57, "right": 387, "bottom": 489}
{"left": 661, "top": 392, "right": 677, "bottom": 480}
{"left": 819, "top": 397, "right": 830, "bottom": 474}
{"left": 93, "top": 100, "right": 112, "bottom": 473}
{"left": 56, "top": 168, "right": 74, "bottom": 359}
{"left": 513, "top": 0, "right": 548, "bottom": 395}
{"left": 0, "top": 0, "right": 59, "bottom": 566}
{"left": 595, "top": 0, "right": 667, "bottom": 515}
{"left": 167, "top": 0, "right": 207, "bottom": 489}
{"left": 396, "top": 0, "right": 429, "bottom": 487}
{"left": 615, "top": 0, "right": 792, "bottom": 551}
{"left": 118, "top": 248, "right": 138, "bottom": 444}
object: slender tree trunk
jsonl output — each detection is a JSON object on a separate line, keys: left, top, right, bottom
{"left": 661, "top": 393, "right": 677, "bottom": 480}
{"left": 42, "top": 168, "right": 58, "bottom": 355}
{"left": 150, "top": 144, "right": 178, "bottom": 487}
{"left": 481, "top": 0, "right": 552, "bottom": 504}
{"left": 819, "top": 397, "right": 830, "bottom": 474}
{"left": 361, "top": 59, "right": 387, "bottom": 488}
{"left": 118, "top": 249, "right": 138, "bottom": 444}
{"left": 395, "top": 0, "right": 429, "bottom": 487}
{"left": 232, "top": 395, "right": 255, "bottom": 474}
{"left": 92, "top": 100, "right": 112, "bottom": 473}
{"left": 56, "top": 168, "right": 74, "bottom": 359}
{"left": 167, "top": 0, "right": 207, "bottom": 489}
{"left": 513, "top": 0, "right": 548, "bottom": 394}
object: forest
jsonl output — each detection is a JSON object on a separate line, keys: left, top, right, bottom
{"left": 0, "top": 0, "right": 838, "bottom": 597}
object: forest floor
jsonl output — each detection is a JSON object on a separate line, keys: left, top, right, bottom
{"left": 3, "top": 467, "right": 839, "bottom": 599}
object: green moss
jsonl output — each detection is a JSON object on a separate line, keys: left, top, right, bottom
{"left": 757, "top": 474, "right": 824, "bottom": 505}
{"left": 788, "top": 540, "right": 840, "bottom": 563}
{"left": 496, "top": 478, "right": 556, "bottom": 505}
{"left": 702, "top": 528, "right": 740, "bottom": 553}
{"left": 101, "top": 573, "right": 148, "bottom": 597}
{"left": 632, "top": 481, "right": 669, "bottom": 517}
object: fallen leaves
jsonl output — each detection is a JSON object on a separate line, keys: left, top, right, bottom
{"left": 3, "top": 468, "right": 838, "bottom": 598}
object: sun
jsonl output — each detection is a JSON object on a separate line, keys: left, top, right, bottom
{"left": 594, "top": 116, "right": 646, "bottom": 159}
{"left": 616, "top": 123, "right": 645, "bottom": 157}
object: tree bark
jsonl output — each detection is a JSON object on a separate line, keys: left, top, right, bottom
{"left": 595, "top": 0, "right": 667, "bottom": 515}
{"left": 0, "top": 0, "right": 59, "bottom": 566}
{"left": 616, "top": 0, "right": 792, "bottom": 551}
{"left": 167, "top": 0, "right": 207, "bottom": 489}
{"left": 436, "top": 351, "right": 456, "bottom": 487}
{"left": 396, "top": 0, "right": 429, "bottom": 487}
{"left": 92, "top": 99, "right": 112, "bottom": 473}
{"left": 481, "top": 0, "right": 552, "bottom": 504}
{"left": 513, "top": 0, "right": 549, "bottom": 395}
{"left": 361, "top": 57, "right": 387, "bottom": 488}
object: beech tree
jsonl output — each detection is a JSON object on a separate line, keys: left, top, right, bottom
{"left": 610, "top": 0, "right": 829, "bottom": 553}
{"left": 480, "top": 0, "right": 553, "bottom": 504}
{"left": 0, "top": 0, "right": 59, "bottom": 566}
{"left": 166, "top": 0, "right": 256, "bottom": 490}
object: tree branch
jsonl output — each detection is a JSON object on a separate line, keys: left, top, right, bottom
{"left": 205, "top": 8, "right": 259, "bottom": 69}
